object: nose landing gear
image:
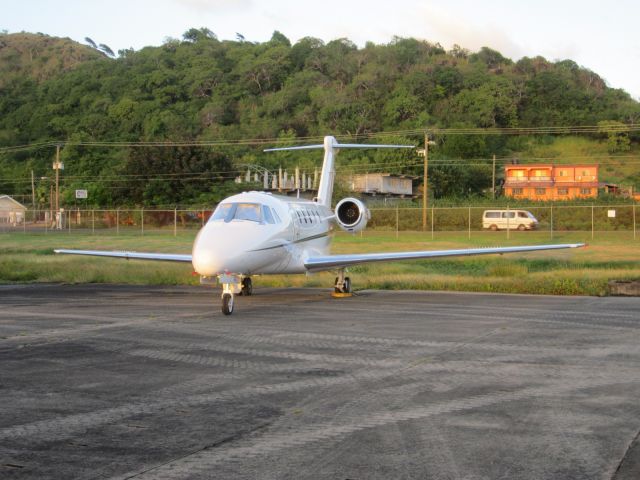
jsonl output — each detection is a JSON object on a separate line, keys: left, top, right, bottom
{"left": 221, "top": 292, "right": 234, "bottom": 315}
{"left": 219, "top": 274, "right": 243, "bottom": 315}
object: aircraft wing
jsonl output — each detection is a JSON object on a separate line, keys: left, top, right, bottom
{"left": 304, "top": 243, "right": 584, "bottom": 272}
{"left": 54, "top": 249, "right": 192, "bottom": 263}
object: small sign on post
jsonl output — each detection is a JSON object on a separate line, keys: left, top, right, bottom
{"left": 608, "top": 210, "right": 616, "bottom": 218}
{"left": 75, "top": 189, "right": 88, "bottom": 199}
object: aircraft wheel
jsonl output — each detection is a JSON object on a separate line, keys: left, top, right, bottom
{"left": 242, "top": 277, "right": 253, "bottom": 296}
{"left": 344, "top": 277, "right": 352, "bottom": 293}
{"left": 222, "top": 293, "right": 234, "bottom": 315}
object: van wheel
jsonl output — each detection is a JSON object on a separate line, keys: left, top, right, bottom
{"left": 517, "top": 224, "right": 526, "bottom": 231}
{"left": 490, "top": 224, "right": 498, "bottom": 231}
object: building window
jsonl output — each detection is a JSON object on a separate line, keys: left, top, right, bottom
{"left": 557, "top": 188, "right": 569, "bottom": 195}
{"left": 535, "top": 188, "right": 546, "bottom": 195}
{"left": 580, "top": 188, "right": 592, "bottom": 195}
{"left": 512, "top": 188, "right": 523, "bottom": 195}
{"left": 558, "top": 170, "right": 567, "bottom": 177}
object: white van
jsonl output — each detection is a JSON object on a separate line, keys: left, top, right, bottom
{"left": 482, "top": 210, "right": 539, "bottom": 231}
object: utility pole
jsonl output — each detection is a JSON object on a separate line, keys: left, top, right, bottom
{"left": 422, "top": 134, "right": 435, "bottom": 231}
{"left": 492, "top": 154, "right": 496, "bottom": 199}
{"left": 31, "top": 170, "right": 35, "bottom": 209}
{"left": 55, "top": 145, "right": 60, "bottom": 214}
{"left": 53, "top": 145, "right": 64, "bottom": 229}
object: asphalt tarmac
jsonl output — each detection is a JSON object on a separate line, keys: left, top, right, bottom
{"left": 1, "top": 284, "right": 639, "bottom": 480}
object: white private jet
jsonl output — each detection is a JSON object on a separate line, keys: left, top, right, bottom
{"left": 56, "top": 136, "right": 584, "bottom": 315}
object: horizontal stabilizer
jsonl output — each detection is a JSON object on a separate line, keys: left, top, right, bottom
{"left": 264, "top": 143, "right": 414, "bottom": 152}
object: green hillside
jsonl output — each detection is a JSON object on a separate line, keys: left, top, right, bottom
{"left": 0, "top": 29, "right": 639, "bottom": 207}
{"left": 0, "top": 32, "right": 104, "bottom": 85}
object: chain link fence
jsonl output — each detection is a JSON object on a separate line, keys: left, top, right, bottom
{"left": 1, "top": 205, "right": 638, "bottom": 239}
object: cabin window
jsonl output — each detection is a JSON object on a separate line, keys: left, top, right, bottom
{"left": 271, "top": 208, "right": 281, "bottom": 223}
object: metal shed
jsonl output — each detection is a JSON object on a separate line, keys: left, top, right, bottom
{"left": 0, "top": 195, "right": 27, "bottom": 225}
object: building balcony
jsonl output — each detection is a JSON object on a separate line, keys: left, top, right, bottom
{"left": 505, "top": 177, "right": 553, "bottom": 186}
{"left": 554, "top": 181, "right": 599, "bottom": 188}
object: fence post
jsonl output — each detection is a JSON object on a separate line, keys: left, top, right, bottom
{"left": 550, "top": 205, "right": 553, "bottom": 240}
{"left": 174, "top": 208, "right": 177, "bottom": 237}
{"left": 202, "top": 209, "right": 205, "bottom": 227}
{"left": 141, "top": 208, "right": 144, "bottom": 236}
{"left": 92, "top": 209, "right": 95, "bottom": 235}
{"left": 431, "top": 207, "right": 434, "bottom": 240}
{"left": 591, "top": 205, "right": 594, "bottom": 240}
{"left": 395, "top": 205, "right": 399, "bottom": 239}
{"left": 468, "top": 207, "right": 471, "bottom": 240}
{"left": 116, "top": 208, "right": 119, "bottom": 235}
{"left": 507, "top": 205, "right": 510, "bottom": 240}
{"left": 634, "top": 203, "right": 636, "bottom": 241}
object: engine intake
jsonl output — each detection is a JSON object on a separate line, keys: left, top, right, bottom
{"left": 335, "top": 197, "right": 369, "bottom": 233}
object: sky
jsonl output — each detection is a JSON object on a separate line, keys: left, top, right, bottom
{"left": 4, "top": 0, "right": 640, "bottom": 100}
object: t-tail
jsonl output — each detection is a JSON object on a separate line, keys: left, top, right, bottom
{"left": 264, "top": 135, "right": 414, "bottom": 208}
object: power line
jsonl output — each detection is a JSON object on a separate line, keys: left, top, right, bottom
{"left": 2, "top": 123, "right": 639, "bottom": 153}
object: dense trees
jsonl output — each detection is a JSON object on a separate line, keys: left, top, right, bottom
{"left": 0, "top": 30, "right": 638, "bottom": 206}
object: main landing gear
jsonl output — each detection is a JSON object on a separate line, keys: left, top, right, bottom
{"left": 332, "top": 269, "right": 352, "bottom": 297}
{"left": 218, "top": 274, "right": 251, "bottom": 315}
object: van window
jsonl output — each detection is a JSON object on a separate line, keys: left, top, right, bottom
{"left": 502, "top": 212, "right": 516, "bottom": 219}
{"left": 518, "top": 211, "right": 529, "bottom": 218}
{"left": 485, "top": 211, "right": 500, "bottom": 219}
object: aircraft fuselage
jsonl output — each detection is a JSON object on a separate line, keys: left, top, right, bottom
{"left": 191, "top": 191, "right": 333, "bottom": 277}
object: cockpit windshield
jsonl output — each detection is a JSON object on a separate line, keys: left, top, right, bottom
{"left": 209, "top": 202, "right": 280, "bottom": 224}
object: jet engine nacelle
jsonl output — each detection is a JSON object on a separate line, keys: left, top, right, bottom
{"left": 335, "top": 197, "right": 370, "bottom": 233}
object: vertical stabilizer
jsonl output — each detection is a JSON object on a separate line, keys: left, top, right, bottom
{"left": 316, "top": 136, "right": 337, "bottom": 208}
{"left": 264, "top": 136, "right": 414, "bottom": 208}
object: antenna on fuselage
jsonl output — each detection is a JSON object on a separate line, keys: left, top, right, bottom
{"left": 264, "top": 136, "right": 414, "bottom": 208}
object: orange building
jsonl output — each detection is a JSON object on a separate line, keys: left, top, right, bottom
{"left": 504, "top": 164, "right": 598, "bottom": 200}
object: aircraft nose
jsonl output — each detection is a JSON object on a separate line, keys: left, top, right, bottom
{"left": 192, "top": 227, "right": 226, "bottom": 276}
{"left": 192, "top": 223, "right": 261, "bottom": 276}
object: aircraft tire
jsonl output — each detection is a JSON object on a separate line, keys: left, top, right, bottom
{"left": 222, "top": 293, "right": 234, "bottom": 315}
{"left": 242, "top": 277, "right": 253, "bottom": 296}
